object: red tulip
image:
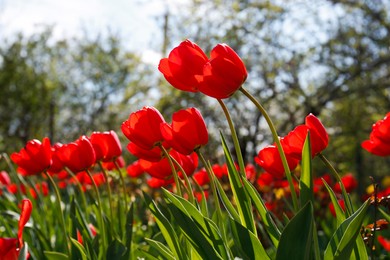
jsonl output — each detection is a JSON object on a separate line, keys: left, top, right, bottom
{"left": 362, "top": 112, "right": 390, "bottom": 156}
{"left": 47, "top": 143, "right": 65, "bottom": 174}
{"left": 378, "top": 235, "right": 390, "bottom": 252}
{"left": 158, "top": 40, "right": 208, "bottom": 92}
{"left": 126, "top": 142, "right": 166, "bottom": 162}
{"left": 333, "top": 173, "right": 358, "bottom": 193}
{"left": 57, "top": 136, "right": 96, "bottom": 173}
{"left": 159, "top": 40, "right": 247, "bottom": 99}
{"left": 305, "top": 113, "right": 329, "bottom": 156}
{"left": 121, "top": 106, "right": 166, "bottom": 150}
{"left": 283, "top": 114, "right": 328, "bottom": 159}
{"left": 256, "top": 172, "right": 275, "bottom": 192}
{"left": 177, "top": 152, "right": 198, "bottom": 178}
{"left": 254, "top": 145, "right": 299, "bottom": 179}
{"left": 0, "top": 199, "right": 32, "bottom": 260}
{"left": 193, "top": 169, "right": 210, "bottom": 186}
{"left": 90, "top": 130, "right": 122, "bottom": 162}
{"left": 11, "top": 137, "right": 52, "bottom": 175}
{"left": 126, "top": 160, "right": 144, "bottom": 178}
{"left": 0, "top": 171, "right": 11, "bottom": 186}
{"left": 200, "top": 43, "right": 247, "bottom": 99}
{"left": 329, "top": 199, "right": 345, "bottom": 218}
{"left": 147, "top": 177, "right": 174, "bottom": 188}
{"left": 161, "top": 107, "right": 208, "bottom": 155}
{"left": 139, "top": 150, "right": 182, "bottom": 179}
{"left": 101, "top": 156, "right": 125, "bottom": 171}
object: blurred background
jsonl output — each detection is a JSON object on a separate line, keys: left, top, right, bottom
{"left": 0, "top": 0, "right": 389, "bottom": 194}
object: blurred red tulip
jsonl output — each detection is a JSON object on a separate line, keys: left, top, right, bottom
{"left": 378, "top": 235, "right": 390, "bottom": 252}
{"left": 57, "top": 136, "right": 96, "bottom": 173}
{"left": 139, "top": 150, "right": 182, "bottom": 179}
{"left": 126, "top": 160, "right": 144, "bottom": 178}
{"left": 101, "top": 156, "right": 125, "bottom": 171}
{"left": 362, "top": 112, "right": 390, "bottom": 156}
{"left": 193, "top": 169, "right": 210, "bottom": 186}
{"left": 158, "top": 40, "right": 208, "bottom": 92}
{"left": 126, "top": 142, "right": 166, "bottom": 162}
{"left": 0, "top": 199, "right": 32, "bottom": 260}
{"left": 333, "top": 173, "right": 358, "bottom": 193}
{"left": 329, "top": 199, "right": 345, "bottom": 217}
{"left": 147, "top": 177, "right": 174, "bottom": 188}
{"left": 161, "top": 107, "right": 208, "bottom": 155}
{"left": 11, "top": 137, "right": 52, "bottom": 175}
{"left": 90, "top": 130, "right": 122, "bottom": 162}
{"left": 0, "top": 171, "right": 11, "bottom": 186}
{"left": 47, "top": 143, "right": 65, "bottom": 174}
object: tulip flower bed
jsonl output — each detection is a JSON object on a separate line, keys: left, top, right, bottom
{"left": 1, "top": 40, "right": 390, "bottom": 259}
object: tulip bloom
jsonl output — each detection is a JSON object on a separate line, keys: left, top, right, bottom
{"left": 57, "top": 136, "right": 96, "bottom": 173}
{"left": 361, "top": 112, "right": 390, "bottom": 156}
{"left": 139, "top": 150, "right": 182, "bottom": 180}
{"left": 11, "top": 137, "right": 52, "bottom": 175}
{"left": 200, "top": 43, "right": 247, "bottom": 99}
{"left": 333, "top": 173, "right": 358, "bottom": 193}
{"left": 158, "top": 40, "right": 208, "bottom": 92}
{"left": 0, "top": 199, "right": 32, "bottom": 260}
{"left": 283, "top": 114, "right": 329, "bottom": 159}
{"left": 329, "top": 199, "right": 345, "bottom": 218}
{"left": 126, "top": 142, "right": 166, "bottom": 162}
{"left": 0, "top": 171, "right": 11, "bottom": 186}
{"left": 121, "top": 106, "right": 166, "bottom": 150}
{"left": 254, "top": 145, "right": 299, "bottom": 179}
{"left": 159, "top": 40, "right": 247, "bottom": 99}
{"left": 161, "top": 107, "right": 208, "bottom": 155}
{"left": 47, "top": 143, "right": 65, "bottom": 174}
{"left": 126, "top": 160, "right": 144, "bottom": 178}
{"left": 90, "top": 130, "right": 122, "bottom": 162}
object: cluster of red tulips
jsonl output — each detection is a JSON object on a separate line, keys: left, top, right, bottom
{"left": 1, "top": 39, "right": 390, "bottom": 258}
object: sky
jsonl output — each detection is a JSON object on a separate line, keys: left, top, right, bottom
{"left": 0, "top": 0, "right": 183, "bottom": 64}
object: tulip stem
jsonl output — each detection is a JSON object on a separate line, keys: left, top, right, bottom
{"left": 85, "top": 169, "right": 108, "bottom": 252}
{"left": 217, "top": 99, "right": 246, "bottom": 178}
{"left": 98, "top": 161, "right": 114, "bottom": 225}
{"left": 196, "top": 151, "right": 221, "bottom": 215}
{"left": 318, "top": 153, "right": 353, "bottom": 216}
{"left": 65, "top": 167, "right": 88, "bottom": 211}
{"left": 159, "top": 145, "right": 182, "bottom": 197}
{"left": 113, "top": 160, "right": 129, "bottom": 212}
{"left": 44, "top": 171, "right": 71, "bottom": 257}
{"left": 169, "top": 155, "right": 195, "bottom": 204}
{"left": 239, "top": 87, "right": 299, "bottom": 212}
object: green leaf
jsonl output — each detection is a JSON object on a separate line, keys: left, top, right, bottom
{"left": 162, "top": 189, "right": 227, "bottom": 259}
{"left": 18, "top": 243, "right": 29, "bottom": 260}
{"left": 145, "top": 238, "right": 175, "bottom": 260}
{"left": 379, "top": 207, "right": 390, "bottom": 222}
{"left": 70, "top": 238, "right": 88, "bottom": 260}
{"left": 43, "top": 251, "right": 69, "bottom": 260}
{"left": 106, "top": 238, "right": 127, "bottom": 259}
{"left": 165, "top": 203, "right": 223, "bottom": 260}
{"left": 300, "top": 133, "right": 313, "bottom": 207}
{"left": 322, "top": 180, "right": 346, "bottom": 227}
{"left": 324, "top": 200, "right": 370, "bottom": 260}
{"left": 143, "top": 192, "right": 184, "bottom": 259}
{"left": 242, "top": 178, "right": 280, "bottom": 247}
{"left": 123, "top": 203, "right": 134, "bottom": 260}
{"left": 229, "top": 218, "right": 270, "bottom": 260}
{"left": 276, "top": 201, "right": 314, "bottom": 260}
{"left": 220, "top": 133, "right": 256, "bottom": 234}
{"left": 214, "top": 176, "right": 240, "bottom": 222}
